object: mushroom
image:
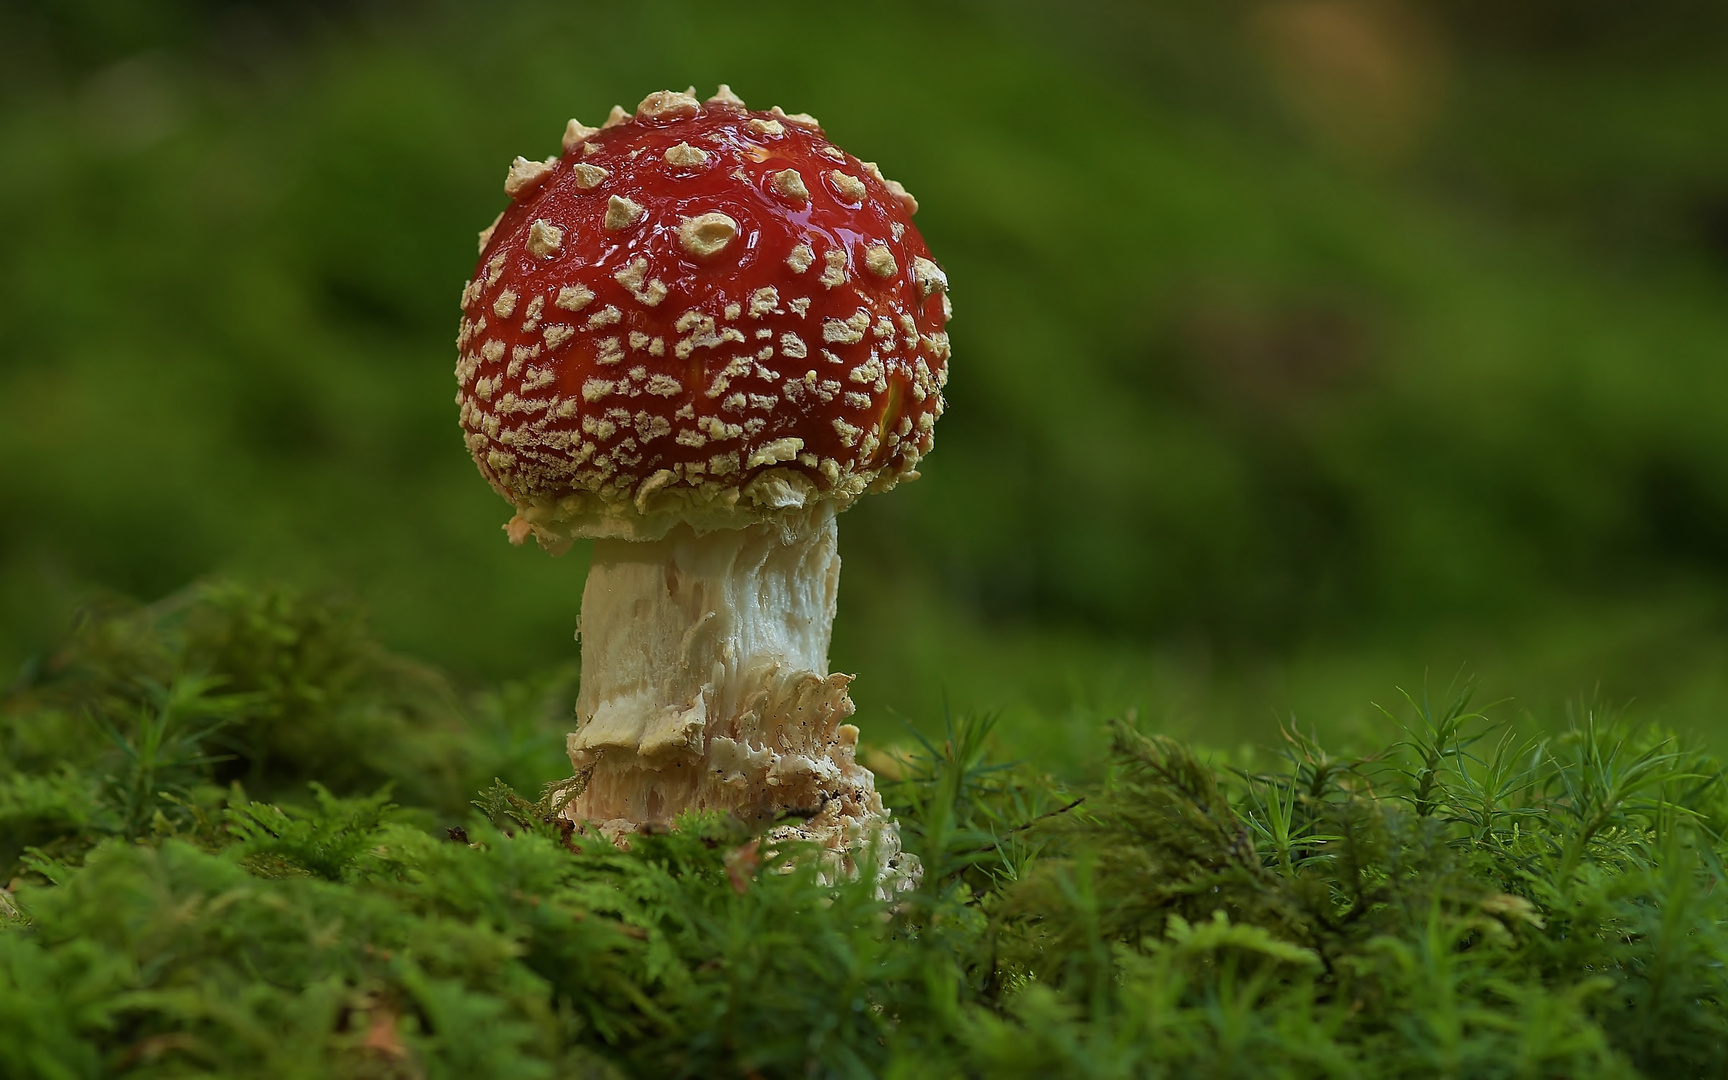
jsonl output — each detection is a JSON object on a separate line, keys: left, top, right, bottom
{"left": 453, "top": 86, "right": 950, "bottom": 884}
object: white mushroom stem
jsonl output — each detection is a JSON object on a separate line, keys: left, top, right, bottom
{"left": 562, "top": 504, "right": 904, "bottom": 876}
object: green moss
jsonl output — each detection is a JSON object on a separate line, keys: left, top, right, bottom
{"left": 2, "top": 584, "right": 1725, "bottom": 1076}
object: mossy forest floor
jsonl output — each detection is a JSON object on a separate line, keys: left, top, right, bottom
{"left": 4, "top": 582, "right": 1727, "bottom": 1078}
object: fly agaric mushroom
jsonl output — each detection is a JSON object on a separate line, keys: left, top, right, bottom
{"left": 454, "top": 86, "right": 949, "bottom": 884}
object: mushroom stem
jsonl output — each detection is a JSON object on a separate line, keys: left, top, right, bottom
{"left": 564, "top": 504, "right": 898, "bottom": 858}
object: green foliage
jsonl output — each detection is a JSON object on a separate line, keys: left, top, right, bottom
{"left": 227, "top": 784, "right": 398, "bottom": 881}
{"left": 5, "top": 0, "right": 1728, "bottom": 753}
{"left": 94, "top": 675, "right": 249, "bottom": 839}
{"left": 3, "top": 584, "right": 1728, "bottom": 1076}
{"left": 1, "top": 581, "right": 569, "bottom": 825}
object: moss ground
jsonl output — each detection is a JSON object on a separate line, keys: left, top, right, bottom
{"left": 4, "top": 583, "right": 1727, "bottom": 1078}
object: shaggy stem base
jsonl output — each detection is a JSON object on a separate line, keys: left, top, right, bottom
{"left": 561, "top": 505, "right": 914, "bottom": 887}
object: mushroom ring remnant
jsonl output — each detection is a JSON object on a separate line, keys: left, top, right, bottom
{"left": 454, "top": 86, "right": 949, "bottom": 888}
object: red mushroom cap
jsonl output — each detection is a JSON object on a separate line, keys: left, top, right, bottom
{"left": 455, "top": 86, "right": 952, "bottom": 550}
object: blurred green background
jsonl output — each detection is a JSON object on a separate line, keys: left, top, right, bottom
{"left": 4, "top": 0, "right": 1727, "bottom": 771}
